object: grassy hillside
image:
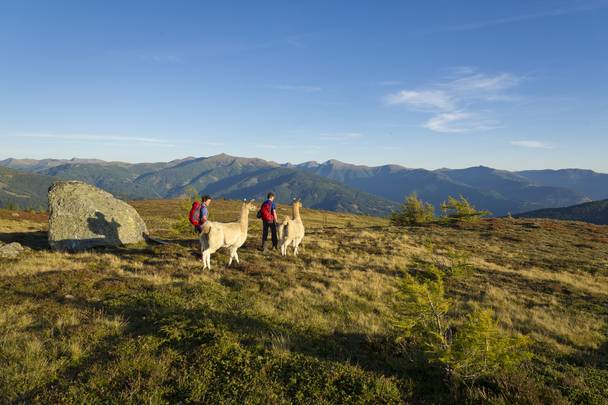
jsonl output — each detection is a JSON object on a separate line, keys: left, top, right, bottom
{"left": 0, "top": 167, "right": 54, "bottom": 210}
{"left": 1, "top": 200, "right": 607, "bottom": 403}
{"left": 516, "top": 199, "right": 608, "bottom": 225}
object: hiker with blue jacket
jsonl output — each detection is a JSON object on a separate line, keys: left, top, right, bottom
{"left": 259, "top": 192, "right": 278, "bottom": 251}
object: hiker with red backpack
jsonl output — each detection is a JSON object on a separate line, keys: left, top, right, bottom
{"left": 189, "top": 195, "right": 212, "bottom": 233}
{"left": 258, "top": 192, "right": 278, "bottom": 251}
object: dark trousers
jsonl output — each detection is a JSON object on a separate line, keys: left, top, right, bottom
{"left": 262, "top": 221, "right": 278, "bottom": 248}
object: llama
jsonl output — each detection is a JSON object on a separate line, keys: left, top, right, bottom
{"left": 278, "top": 199, "right": 305, "bottom": 256}
{"left": 200, "top": 200, "right": 256, "bottom": 269}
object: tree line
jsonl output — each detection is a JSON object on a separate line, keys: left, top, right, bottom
{"left": 391, "top": 193, "right": 491, "bottom": 226}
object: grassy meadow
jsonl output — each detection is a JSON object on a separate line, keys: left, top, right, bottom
{"left": 0, "top": 199, "right": 607, "bottom": 404}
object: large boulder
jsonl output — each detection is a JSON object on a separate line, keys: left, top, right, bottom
{"left": 48, "top": 181, "right": 148, "bottom": 251}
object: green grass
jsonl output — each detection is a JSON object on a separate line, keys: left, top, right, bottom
{"left": 0, "top": 200, "right": 607, "bottom": 404}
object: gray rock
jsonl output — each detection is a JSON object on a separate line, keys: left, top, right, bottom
{"left": 0, "top": 242, "right": 24, "bottom": 259}
{"left": 48, "top": 181, "right": 148, "bottom": 251}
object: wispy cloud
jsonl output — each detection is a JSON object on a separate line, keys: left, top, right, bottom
{"left": 386, "top": 68, "right": 522, "bottom": 133}
{"left": 438, "top": 2, "right": 608, "bottom": 32}
{"left": 447, "top": 72, "right": 521, "bottom": 93}
{"left": 138, "top": 54, "right": 182, "bottom": 64}
{"left": 386, "top": 90, "right": 454, "bottom": 111}
{"left": 424, "top": 112, "right": 499, "bottom": 133}
{"left": 319, "top": 132, "right": 363, "bottom": 141}
{"left": 271, "top": 84, "right": 322, "bottom": 93}
{"left": 17, "top": 133, "right": 174, "bottom": 146}
{"left": 510, "top": 140, "right": 554, "bottom": 149}
{"left": 379, "top": 80, "right": 403, "bottom": 86}
{"left": 442, "top": 66, "right": 477, "bottom": 76}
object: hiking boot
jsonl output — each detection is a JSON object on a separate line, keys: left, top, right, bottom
{"left": 261, "top": 241, "right": 269, "bottom": 252}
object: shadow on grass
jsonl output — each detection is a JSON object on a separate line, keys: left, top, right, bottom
{"left": 10, "top": 276, "right": 449, "bottom": 403}
{"left": 0, "top": 230, "right": 48, "bottom": 250}
{"left": 564, "top": 339, "right": 608, "bottom": 371}
{"left": 0, "top": 227, "right": 203, "bottom": 263}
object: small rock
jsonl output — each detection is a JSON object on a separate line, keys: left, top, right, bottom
{"left": 11, "top": 213, "right": 20, "bottom": 218}
{"left": 0, "top": 242, "right": 25, "bottom": 259}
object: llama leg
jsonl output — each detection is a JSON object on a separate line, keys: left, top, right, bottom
{"left": 234, "top": 250, "right": 240, "bottom": 264}
{"left": 286, "top": 240, "right": 291, "bottom": 255}
{"left": 202, "top": 251, "right": 208, "bottom": 269}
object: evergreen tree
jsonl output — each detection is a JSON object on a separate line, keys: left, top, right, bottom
{"left": 391, "top": 193, "right": 435, "bottom": 226}
{"left": 440, "top": 195, "right": 491, "bottom": 223}
{"left": 393, "top": 249, "right": 530, "bottom": 383}
{"left": 447, "top": 308, "right": 532, "bottom": 381}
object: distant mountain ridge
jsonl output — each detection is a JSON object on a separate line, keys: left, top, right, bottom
{"left": 295, "top": 160, "right": 597, "bottom": 216}
{"left": 0, "top": 155, "right": 398, "bottom": 216}
{"left": 515, "top": 199, "right": 608, "bottom": 225}
{"left": 0, "top": 166, "right": 54, "bottom": 210}
{"left": 516, "top": 169, "right": 608, "bottom": 201}
{"left": 1, "top": 154, "right": 606, "bottom": 217}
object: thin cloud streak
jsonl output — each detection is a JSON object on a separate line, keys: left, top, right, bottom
{"left": 447, "top": 72, "right": 521, "bottom": 93}
{"left": 17, "top": 133, "right": 173, "bottom": 145}
{"left": 438, "top": 3, "right": 608, "bottom": 32}
{"left": 138, "top": 54, "right": 182, "bottom": 63}
{"left": 271, "top": 85, "right": 322, "bottom": 93}
{"left": 424, "top": 112, "right": 471, "bottom": 133}
{"left": 379, "top": 80, "right": 403, "bottom": 86}
{"left": 386, "top": 90, "right": 454, "bottom": 111}
{"left": 511, "top": 140, "right": 555, "bottom": 149}
{"left": 424, "top": 112, "right": 498, "bottom": 133}
{"left": 319, "top": 132, "right": 363, "bottom": 141}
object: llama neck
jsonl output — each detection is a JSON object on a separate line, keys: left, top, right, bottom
{"left": 293, "top": 204, "right": 301, "bottom": 220}
{"left": 239, "top": 205, "right": 249, "bottom": 232}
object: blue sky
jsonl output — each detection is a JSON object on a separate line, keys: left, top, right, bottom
{"left": 1, "top": 0, "right": 607, "bottom": 171}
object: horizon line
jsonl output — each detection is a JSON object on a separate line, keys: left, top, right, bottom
{"left": 0, "top": 153, "right": 606, "bottom": 175}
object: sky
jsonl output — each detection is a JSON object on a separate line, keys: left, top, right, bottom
{"left": 1, "top": 0, "right": 607, "bottom": 171}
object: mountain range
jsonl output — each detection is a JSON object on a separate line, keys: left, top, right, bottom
{"left": 515, "top": 199, "right": 608, "bottom": 225}
{"left": 1, "top": 154, "right": 607, "bottom": 217}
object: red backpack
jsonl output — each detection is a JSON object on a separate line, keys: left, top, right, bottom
{"left": 188, "top": 201, "right": 203, "bottom": 226}
{"left": 259, "top": 200, "right": 274, "bottom": 222}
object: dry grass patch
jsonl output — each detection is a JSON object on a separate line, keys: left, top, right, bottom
{"left": 0, "top": 200, "right": 607, "bottom": 403}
